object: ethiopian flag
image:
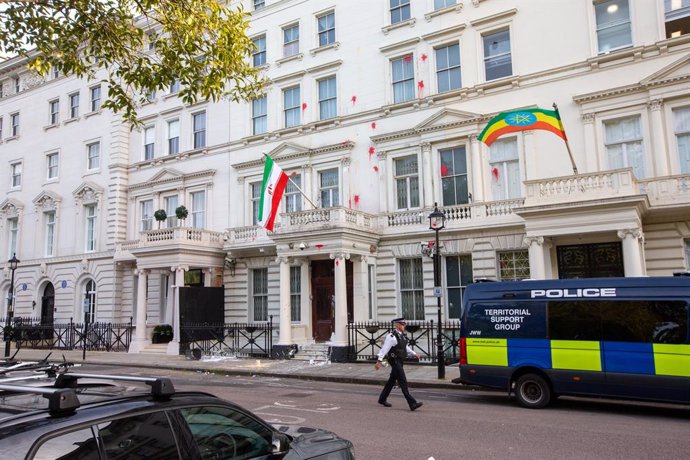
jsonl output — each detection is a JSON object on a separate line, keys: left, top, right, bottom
{"left": 258, "top": 155, "right": 289, "bottom": 231}
{"left": 478, "top": 108, "right": 567, "bottom": 146}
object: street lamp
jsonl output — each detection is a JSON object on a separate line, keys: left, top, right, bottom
{"left": 428, "top": 203, "right": 445, "bottom": 379}
{"left": 5, "top": 253, "right": 20, "bottom": 358}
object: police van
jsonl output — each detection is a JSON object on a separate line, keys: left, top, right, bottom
{"left": 458, "top": 276, "right": 690, "bottom": 408}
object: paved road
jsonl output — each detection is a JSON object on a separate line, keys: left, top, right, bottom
{"left": 85, "top": 365, "right": 690, "bottom": 460}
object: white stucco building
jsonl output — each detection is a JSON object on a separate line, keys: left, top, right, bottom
{"left": 1, "top": 0, "right": 690, "bottom": 358}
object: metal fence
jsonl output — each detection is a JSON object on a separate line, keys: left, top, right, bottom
{"left": 347, "top": 320, "right": 461, "bottom": 364}
{"left": 179, "top": 316, "right": 274, "bottom": 358}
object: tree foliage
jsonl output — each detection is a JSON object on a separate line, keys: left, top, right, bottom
{"left": 0, "top": 0, "right": 266, "bottom": 125}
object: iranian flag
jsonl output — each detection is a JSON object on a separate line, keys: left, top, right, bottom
{"left": 258, "top": 155, "right": 289, "bottom": 231}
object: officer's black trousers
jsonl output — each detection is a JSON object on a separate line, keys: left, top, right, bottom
{"left": 378, "top": 360, "right": 417, "bottom": 408}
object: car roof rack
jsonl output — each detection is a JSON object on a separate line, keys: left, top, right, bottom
{"left": 55, "top": 372, "right": 175, "bottom": 399}
{"left": 0, "top": 384, "right": 80, "bottom": 415}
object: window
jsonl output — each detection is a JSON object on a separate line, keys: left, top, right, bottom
{"left": 69, "top": 92, "right": 80, "bottom": 118}
{"left": 193, "top": 112, "right": 206, "bottom": 149}
{"left": 83, "top": 279, "right": 96, "bottom": 323}
{"left": 10, "top": 162, "right": 21, "bottom": 188}
{"left": 285, "top": 173, "right": 302, "bottom": 212}
{"left": 400, "top": 258, "right": 424, "bottom": 320}
{"left": 483, "top": 29, "right": 512, "bottom": 80}
{"left": 604, "top": 116, "right": 645, "bottom": 178}
{"left": 254, "top": 0, "right": 265, "bottom": 10}
{"left": 0, "top": 82, "right": 3, "bottom": 98}
{"left": 252, "top": 36, "right": 267, "bottom": 67}
{"left": 143, "top": 125, "right": 155, "bottom": 160}
{"left": 674, "top": 107, "right": 690, "bottom": 174}
{"left": 392, "top": 55, "right": 415, "bottom": 103}
{"left": 7, "top": 218, "right": 18, "bottom": 259}
{"left": 283, "top": 24, "right": 299, "bottom": 57}
{"left": 141, "top": 200, "right": 153, "bottom": 231}
{"left": 145, "top": 89, "right": 156, "bottom": 102}
{"left": 291, "top": 265, "right": 301, "bottom": 322}
{"left": 252, "top": 96, "right": 267, "bottom": 135}
{"left": 84, "top": 142, "right": 100, "bottom": 170}
{"left": 595, "top": 0, "right": 632, "bottom": 53}
{"left": 90, "top": 85, "right": 101, "bottom": 112}
{"left": 191, "top": 190, "right": 206, "bottom": 228}
{"left": 283, "top": 86, "right": 301, "bottom": 128}
{"left": 34, "top": 428, "right": 99, "bottom": 459}
{"left": 85, "top": 205, "right": 97, "bottom": 252}
{"left": 318, "top": 76, "right": 337, "bottom": 120}
{"left": 436, "top": 43, "right": 461, "bottom": 92}
{"left": 10, "top": 112, "right": 19, "bottom": 136}
{"left": 252, "top": 268, "right": 268, "bottom": 321}
{"left": 169, "top": 78, "right": 180, "bottom": 94}
{"left": 498, "top": 250, "right": 530, "bottom": 281}
{"left": 164, "top": 195, "right": 178, "bottom": 227}
{"left": 167, "top": 119, "right": 179, "bottom": 155}
{"left": 440, "top": 146, "right": 469, "bottom": 205}
{"left": 100, "top": 411, "right": 180, "bottom": 459}
{"left": 47, "top": 152, "right": 59, "bottom": 179}
{"left": 685, "top": 239, "right": 690, "bottom": 269}
{"left": 489, "top": 137, "right": 521, "bottom": 200}
{"left": 390, "top": 0, "right": 411, "bottom": 24}
{"left": 665, "top": 0, "right": 690, "bottom": 38}
{"left": 318, "top": 12, "right": 336, "bottom": 47}
{"left": 446, "top": 255, "right": 472, "bottom": 319}
{"left": 49, "top": 99, "right": 59, "bottom": 125}
{"left": 14, "top": 76, "right": 20, "bottom": 93}
{"left": 319, "top": 168, "right": 339, "bottom": 208}
{"left": 251, "top": 182, "right": 262, "bottom": 225}
{"left": 395, "top": 155, "right": 420, "bottom": 209}
{"left": 45, "top": 211, "right": 56, "bottom": 256}
{"left": 435, "top": 0, "right": 456, "bottom": 10}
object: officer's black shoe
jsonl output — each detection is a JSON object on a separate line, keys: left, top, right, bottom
{"left": 378, "top": 401, "right": 392, "bottom": 407}
{"left": 410, "top": 402, "right": 423, "bottom": 411}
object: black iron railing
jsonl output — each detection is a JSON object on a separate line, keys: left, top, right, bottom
{"left": 347, "top": 320, "right": 461, "bottom": 364}
{"left": 180, "top": 316, "right": 273, "bottom": 358}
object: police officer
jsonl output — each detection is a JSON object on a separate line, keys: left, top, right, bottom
{"left": 374, "top": 317, "right": 423, "bottom": 411}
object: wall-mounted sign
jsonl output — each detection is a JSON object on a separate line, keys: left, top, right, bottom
{"left": 61, "top": 280, "right": 67, "bottom": 289}
{"left": 21, "top": 284, "right": 27, "bottom": 291}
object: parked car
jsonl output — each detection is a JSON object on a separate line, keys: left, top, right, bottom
{"left": 0, "top": 362, "right": 354, "bottom": 459}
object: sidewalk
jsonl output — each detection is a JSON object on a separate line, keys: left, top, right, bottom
{"left": 11, "top": 348, "right": 465, "bottom": 390}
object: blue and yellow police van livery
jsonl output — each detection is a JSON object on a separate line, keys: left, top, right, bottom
{"left": 459, "top": 276, "right": 690, "bottom": 408}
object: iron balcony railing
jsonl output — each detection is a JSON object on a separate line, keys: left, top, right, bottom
{"left": 179, "top": 317, "right": 274, "bottom": 358}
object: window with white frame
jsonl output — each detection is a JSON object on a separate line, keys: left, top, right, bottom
{"left": 49, "top": 99, "right": 59, "bottom": 125}
{"left": 254, "top": 0, "right": 265, "bottom": 10}
{"left": 14, "top": 77, "right": 20, "bottom": 93}
{"left": 483, "top": 29, "right": 512, "bottom": 81}
{"left": 193, "top": 112, "right": 206, "bottom": 149}
{"left": 673, "top": 107, "right": 690, "bottom": 174}
{"left": 47, "top": 152, "right": 59, "bottom": 179}
{"left": 434, "top": 0, "right": 456, "bottom": 10}
{"left": 489, "top": 137, "right": 520, "bottom": 200}
{"left": 83, "top": 279, "right": 96, "bottom": 324}
{"left": 283, "top": 86, "right": 300, "bottom": 128}
{"left": 595, "top": 0, "right": 632, "bottom": 54}
{"left": 85, "top": 204, "right": 97, "bottom": 252}
{"left": 10, "top": 112, "right": 19, "bottom": 136}
{"left": 395, "top": 155, "right": 420, "bottom": 210}
{"left": 318, "top": 12, "right": 335, "bottom": 47}
{"left": 10, "top": 162, "right": 21, "bottom": 188}
{"left": 290, "top": 266, "right": 301, "bottom": 322}
{"left": 167, "top": 119, "right": 179, "bottom": 155}
{"left": 252, "top": 96, "right": 267, "bottom": 135}
{"left": 665, "top": 0, "right": 690, "bottom": 38}
{"left": 319, "top": 169, "right": 339, "bottom": 208}
{"left": 391, "top": 55, "right": 414, "bottom": 103}
{"left": 45, "top": 211, "right": 56, "bottom": 256}
{"left": 252, "top": 36, "right": 266, "bottom": 67}
{"left": 283, "top": 24, "right": 299, "bottom": 57}
{"left": 191, "top": 190, "right": 206, "bottom": 228}
{"left": 318, "top": 76, "right": 337, "bottom": 120}
{"left": 390, "top": 0, "right": 411, "bottom": 24}
{"left": 69, "top": 92, "right": 80, "bottom": 118}
{"left": 143, "top": 126, "right": 155, "bottom": 160}
{"left": 7, "top": 218, "right": 18, "bottom": 259}
{"left": 446, "top": 254, "right": 472, "bottom": 319}
{"left": 498, "top": 250, "right": 530, "bottom": 281}
{"left": 604, "top": 116, "right": 645, "bottom": 178}
{"left": 252, "top": 268, "right": 268, "bottom": 321}
{"left": 164, "top": 195, "right": 179, "bottom": 227}
{"left": 169, "top": 78, "right": 180, "bottom": 94}
{"left": 140, "top": 200, "right": 153, "bottom": 231}
{"left": 145, "top": 90, "right": 156, "bottom": 102}
{"left": 440, "top": 146, "right": 469, "bottom": 206}
{"left": 251, "top": 181, "right": 262, "bottom": 225}
{"left": 436, "top": 43, "right": 461, "bottom": 93}
{"left": 399, "top": 258, "right": 424, "bottom": 320}
{"left": 90, "top": 85, "right": 101, "bottom": 112}
{"left": 86, "top": 142, "right": 100, "bottom": 170}
{"left": 285, "top": 173, "right": 302, "bottom": 213}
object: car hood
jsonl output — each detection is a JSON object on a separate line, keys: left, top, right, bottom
{"left": 274, "top": 425, "right": 353, "bottom": 459}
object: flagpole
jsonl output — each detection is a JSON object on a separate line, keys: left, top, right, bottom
{"left": 262, "top": 153, "right": 318, "bottom": 209}
{"left": 553, "top": 103, "right": 578, "bottom": 175}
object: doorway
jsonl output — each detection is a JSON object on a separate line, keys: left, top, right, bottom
{"left": 557, "top": 242, "right": 624, "bottom": 278}
{"left": 41, "top": 282, "right": 55, "bottom": 325}
{"left": 311, "top": 260, "right": 353, "bottom": 342}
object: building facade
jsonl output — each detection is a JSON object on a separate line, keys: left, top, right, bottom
{"left": 1, "top": 0, "right": 690, "bottom": 357}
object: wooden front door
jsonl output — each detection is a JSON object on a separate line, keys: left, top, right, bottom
{"left": 41, "top": 282, "right": 55, "bottom": 325}
{"left": 311, "top": 260, "right": 353, "bottom": 342}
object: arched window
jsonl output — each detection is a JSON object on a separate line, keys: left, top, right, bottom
{"left": 83, "top": 280, "right": 96, "bottom": 324}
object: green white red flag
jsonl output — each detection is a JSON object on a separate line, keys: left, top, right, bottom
{"left": 258, "top": 155, "right": 289, "bottom": 231}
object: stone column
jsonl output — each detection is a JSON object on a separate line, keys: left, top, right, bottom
{"left": 341, "top": 158, "right": 351, "bottom": 207}
{"left": 277, "top": 257, "right": 293, "bottom": 347}
{"left": 203, "top": 267, "right": 214, "bottom": 287}
{"left": 470, "top": 135, "right": 485, "bottom": 202}
{"left": 617, "top": 229, "right": 645, "bottom": 277}
{"left": 525, "top": 236, "right": 546, "bottom": 280}
{"left": 129, "top": 268, "right": 149, "bottom": 353}
{"left": 582, "top": 113, "right": 597, "bottom": 173}
{"left": 421, "top": 142, "right": 434, "bottom": 208}
{"left": 377, "top": 150, "right": 389, "bottom": 211}
{"left": 330, "top": 252, "right": 350, "bottom": 361}
{"left": 300, "top": 259, "right": 311, "bottom": 336}
{"left": 648, "top": 99, "right": 669, "bottom": 177}
{"left": 167, "top": 265, "right": 187, "bottom": 355}
{"left": 352, "top": 255, "right": 370, "bottom": 321}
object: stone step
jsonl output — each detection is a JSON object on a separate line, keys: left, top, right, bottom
{"left": 292, "top": 355, "right": 329, "bottom": 362}
{"left": 140, "top": 344, "right": 169, "bottom": 354}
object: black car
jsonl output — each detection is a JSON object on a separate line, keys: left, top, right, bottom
{"left": 0, "top": 365, "right": 354, "bottom": 459}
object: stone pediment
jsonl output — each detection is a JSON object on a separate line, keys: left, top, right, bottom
{"left": 73, "top": 181, "right": 104, "bottom": 204}
{"left": 267, "top": 142, "right": 310, "bottom": 161}
{"left": 641, "top": 53, "right": 690, "bottom": 87}
{"left": 32, "top": 190, "right": 62, "bottom": 211}
{"left": 0, "top": 198, "right": 24, "bottom": 218}
{"left": 413, "top": 108, "right": 483, "bottom": 133}
{"left": 147, "top": 168, "right": 185, "bottom": 182}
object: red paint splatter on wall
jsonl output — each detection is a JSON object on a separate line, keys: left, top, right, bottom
{"left": 335, "top": 259, "right": 339, "bottom": 266}
{"left": 368, "top": 146, "right": 375, "bottom": 156}
{"left": 351, "top": 95, "right": 357, "bottom": 105}
{"left": 290, "top": 171, "right": 298, "bottom": 177}
{"left": 421, "top": 53, "right": 428, "bottom": 61}
{"left": 404, "top": 55, "right": 412, "bottom": 63}
{"left": 354, "top": 195, "right": 360, "bottom": 205}
{"left": 371, "top": 121, "right": 377, "bottom": 129}
{"left": 417, "top": 80, "right": 425, "bottom": 89}
{"left": 492, "top": 167, "right": 500, "bottom": 181}
{"left": 440, "top": 164, "right": 449, "bottom": 176}
{"left": 373, "top": 165, "right": 379, "bottom": 172}
{"left": 302, "top": 102, "right": 307, "bottom": 111}
{"left": 315, "top": 244, "right": 325, "bottom": 249}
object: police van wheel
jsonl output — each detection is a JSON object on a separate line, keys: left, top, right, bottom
{"left": 514, "top": 374, "right": 551, "bottom": 409}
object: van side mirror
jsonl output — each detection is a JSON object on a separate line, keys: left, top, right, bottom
{"left": 271, "top": 432, "right": 291, "bottom": 457}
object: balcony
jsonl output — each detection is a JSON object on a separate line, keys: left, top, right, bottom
{"left": 277, "top": 207, "right": 376, "bottom": 233}
{"left": 115, "top": 227, "right": 225, "bottom": 260}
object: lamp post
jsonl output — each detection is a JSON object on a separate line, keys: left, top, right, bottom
{"left": 5, "top": 253, "right": 20, "bottom": 358}
{"left": 428, "top": 203, "right": 445, "bottom": 379}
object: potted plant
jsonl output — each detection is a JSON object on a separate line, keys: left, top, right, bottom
{"left": 153, "top": 209, "right": 167, "bottom": 228}
{"left": 175, "top": 205, "right": 188, "bottom": 226}
{"left": 152, "top": 324, "right": 173, "bottom": 344}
